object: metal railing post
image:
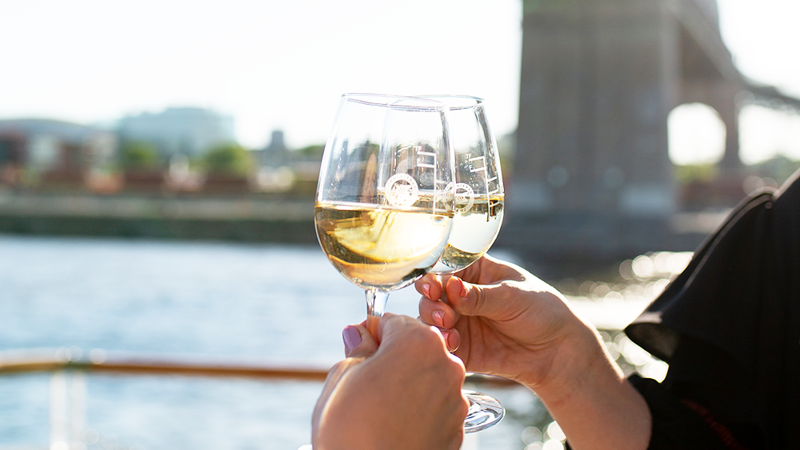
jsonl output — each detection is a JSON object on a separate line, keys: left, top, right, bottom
{"left": 49, "top": 370, "right": 87, "bottom": 450}
{"left": 49, "top": 371, "right": 67, "bottom": 450}
{"left": 70, "top": 371, "right": 87, "bottom": 450}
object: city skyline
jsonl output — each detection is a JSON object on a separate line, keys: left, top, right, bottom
{"left": 1, "top": 0, "right": 798, "bottom": 165}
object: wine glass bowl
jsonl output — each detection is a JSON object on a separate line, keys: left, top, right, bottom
{"left": 423, "top": 95, "right": 504, "bottom": 274}
{"left": 315, "top": 93, "right": 455, "bottom": 336}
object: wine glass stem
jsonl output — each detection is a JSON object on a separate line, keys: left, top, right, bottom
{"left": 365, "top": 289, "right": 389, "bottom": 339}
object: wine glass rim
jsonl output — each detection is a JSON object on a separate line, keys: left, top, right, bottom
{"left": 341, "top": 93, "right": 449, "bottom": 111}
{"left": 416, "top": 94, "right": 485, "bottom": 111}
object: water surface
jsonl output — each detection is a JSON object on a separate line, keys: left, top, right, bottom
{"left": 0, "top": 236, "right": 537, "bottom": 450}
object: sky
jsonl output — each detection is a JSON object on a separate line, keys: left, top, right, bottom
{"left": 1, "top": 0, "right": 798, "bottom": 165}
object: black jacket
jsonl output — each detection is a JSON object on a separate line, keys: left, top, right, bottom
{"left": 625, "top": 168, "right": 800, "bottom": 449}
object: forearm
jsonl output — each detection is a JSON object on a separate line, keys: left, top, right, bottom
{"left": 528, "top": 321, "right": 651, "bottom": 450}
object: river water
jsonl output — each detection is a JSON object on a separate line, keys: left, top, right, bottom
{"left": 2, "top": 235, "right": 566, "bottom": 450}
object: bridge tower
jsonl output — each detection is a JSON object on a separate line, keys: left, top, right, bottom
{"left": 503, "top": 0, "right": 742, "bottom": 268}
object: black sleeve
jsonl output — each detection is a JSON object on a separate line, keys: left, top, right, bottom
{"left": 627, "top": 375, "right": 749, "bottom": 450}
{"left": 565, "top": 375, "right": 745, "bottom": 450}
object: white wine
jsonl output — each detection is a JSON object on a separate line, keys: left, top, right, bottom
{"left": 431, "top": 196, "right": 504, "bottom": 273}
{"left": 315, "top": 201, "right": 453, "bottom": 291}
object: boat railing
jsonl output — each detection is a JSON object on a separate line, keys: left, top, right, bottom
{"left": 0, "top": 347, "right": 517, "bottom": 450}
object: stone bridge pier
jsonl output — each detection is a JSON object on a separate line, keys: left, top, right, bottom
{"left": 499, "top": 0, "right": 759, "bottom": 272}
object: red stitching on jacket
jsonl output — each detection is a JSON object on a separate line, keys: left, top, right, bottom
{"left": 680, "top": 399, "right": 750, "bottom": 450}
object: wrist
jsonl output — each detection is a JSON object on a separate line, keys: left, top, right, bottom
{"left": 522, "top": 317, "right": 651, "bottom": 450}
{"left": 523, "top": 315, "right": 615, "bottom": 401}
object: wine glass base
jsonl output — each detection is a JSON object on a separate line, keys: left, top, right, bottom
{"left": 463, "top": 390, "right": 504, "bottom": 433}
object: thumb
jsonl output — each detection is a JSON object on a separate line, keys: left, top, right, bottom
{"left": 444, "top": 276, "right": 518, "bottom": 320}
{"left": 342, "top": 323, "right": 377, "bottom": 358}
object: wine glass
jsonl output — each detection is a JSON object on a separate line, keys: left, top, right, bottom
{"left": 424, "top": 95, "right": 504, "bottom": 274}
{"left": 421, "top": 95, "right": 506, "bottom": 433}
{"left": 315, "top": 93, "right": 455, "bottom": 338}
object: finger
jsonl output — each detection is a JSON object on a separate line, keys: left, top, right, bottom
{"left": 343, "top": 323, "right": 378, "bottom": 358}
{"left": 444, "top": 276, "right": 520, "bottom": 320}
{"left": 418, "top": 296, "right": 460, "bottom": 329}
{"left": 375, "top": 312, "right": 407, "bottom": 343}
{"left": 457, "top": 254, "right": 528, "bottom": 286}
{"left": 378, "top": 313, "right": 463, "bottom": 356}
{"left": 440, "top": 328, "right": 461, "bottom": 353}
{"left": 414, "top": 273, "right": 443, "bottom": 300}
{"left": 416, "top": 301, "right": 461, "bottom": 352}
{"left": 377, "top": 313, "right": 439, "bottom": 348}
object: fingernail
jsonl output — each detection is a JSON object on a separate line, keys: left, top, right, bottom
{"left": 433, "top": 310, "right": 445, "bottom": 328}
{"left": 422, "top": 283, "right": 431, "bottom": 299}
{"left": 459, "top": 280, "right": 469, "bottom": 299}
{"left": 441, "top": 330, "right": 455, "bottom": 352}
{"left": 343, "top": 326, "right": 362, "bottom": 354}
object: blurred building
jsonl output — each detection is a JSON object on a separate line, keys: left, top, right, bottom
{"left": 0, "top": 119, "right": 117, "bottom": 188}
{"left": 117, "top": 107, "right": 235, "bottom": 158}
{"left": 252, "top": 130, "right": 323, "bottom": 194}
{"left": 254, "top": 130, "right": 290, "bottom": 168}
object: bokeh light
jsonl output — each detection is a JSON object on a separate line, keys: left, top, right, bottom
{"left": 522, "top": 426, "right": 543, "bottom": 445}
{"left": 668, "top": 103, "right": 726, "bottom": 165}
{"left": 545, "top": 422, "right": 566, "bottom": 441}
{"left": 542, "top": 439, "right": 564, "bottom": 450}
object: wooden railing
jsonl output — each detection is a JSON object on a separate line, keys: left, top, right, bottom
{"left": 0, "top": 348, "right": 330, "bottom": 381}
{"left": 0, "top": 348, "right": 518, "bottom": 450}
{"left": 0, "top": 347, "right": 517, "bottom": 386}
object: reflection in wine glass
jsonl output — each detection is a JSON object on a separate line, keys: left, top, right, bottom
{"left": 421, "top": 95, "right": 506, "bottom": 433}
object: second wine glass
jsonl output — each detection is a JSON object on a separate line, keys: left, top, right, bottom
{"left": 421, "top": 95, "right": 506, "bottom": 433}
{"left": 425, "top": 95, "right": 504, "bottom": 274}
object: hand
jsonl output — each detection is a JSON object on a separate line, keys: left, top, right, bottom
{"left": 312, "top": 314, "right": 469, "bottom": 450}
{"left": 416, "top": 254, "right": 591, "bottom": 390}
{"left": 416, "top": 255, "right": 652, "bottom": 450}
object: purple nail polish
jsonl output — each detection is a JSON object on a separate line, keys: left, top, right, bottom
{"left": 343, "top": 326, "right": 362, "bottom": 353}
